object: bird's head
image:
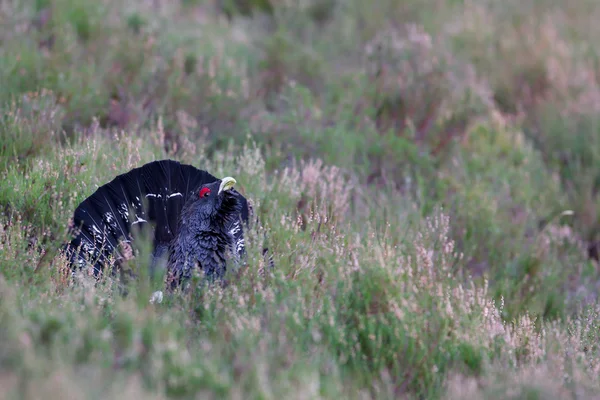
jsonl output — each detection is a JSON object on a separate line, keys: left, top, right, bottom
{"left": 181, "top": 177, "right": 241, "bottom": 231}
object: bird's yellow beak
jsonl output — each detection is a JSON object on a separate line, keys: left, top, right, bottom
{"left": 218, "top": 177, "right": 236, "bottom": 195}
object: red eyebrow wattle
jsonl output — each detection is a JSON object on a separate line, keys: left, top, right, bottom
{"left": 199, "top": 187, "right": 211, "bottom": 197}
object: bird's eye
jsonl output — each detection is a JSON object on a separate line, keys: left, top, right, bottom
{"left": 199, "top": 187, "right": 211, "bottom": 198}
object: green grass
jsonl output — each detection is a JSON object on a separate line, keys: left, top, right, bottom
{"left": 2, "top": 0, "right": 600, "bottom": 398}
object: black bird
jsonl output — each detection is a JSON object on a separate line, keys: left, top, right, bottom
{"left": 62, "top": 159, "right": 250, "bottom": 290}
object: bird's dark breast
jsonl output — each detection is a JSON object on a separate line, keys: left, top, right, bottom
{"left": 166, "top": 229, "right": 233, "bottom": 289}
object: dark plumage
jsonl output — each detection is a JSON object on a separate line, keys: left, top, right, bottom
{"left": 63, "top": 159, "right": 250, "bottom": 290}
{"left": 164, "top": 177, "right": 244, "bottom": 288}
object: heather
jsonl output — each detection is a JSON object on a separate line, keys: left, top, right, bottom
{"left": 1, "top": 0, "right": 600, "bottom": 398}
